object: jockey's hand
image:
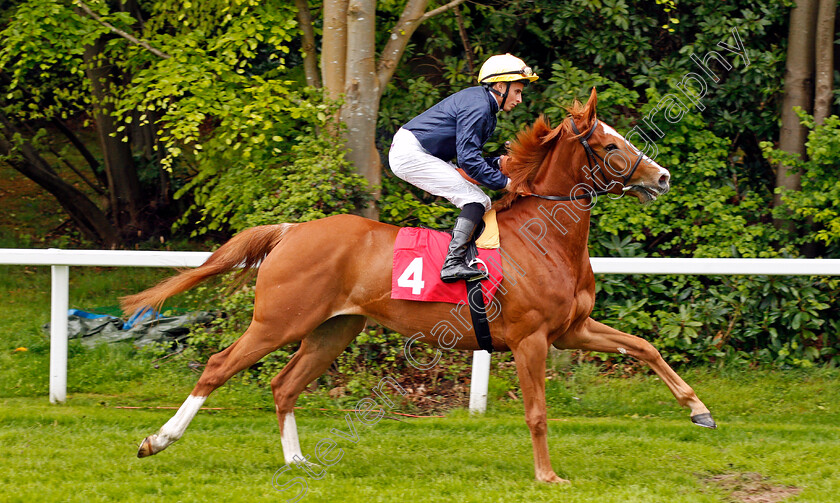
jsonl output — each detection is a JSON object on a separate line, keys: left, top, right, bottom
{"left": 499, "top": 155, "right": 510, "bottom": 175}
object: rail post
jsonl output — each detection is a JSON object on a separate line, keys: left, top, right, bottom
{"left": 49, "top": 263, "right": 69, "bottom": 403}
{"left": 469, "top": 350, "right": 491, "bottom": 413}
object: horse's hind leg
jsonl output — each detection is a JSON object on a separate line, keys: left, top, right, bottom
{"left": 556, "top": 317, "right": 716, "bottom": 428}
{"left": 137, "top": 318, "right": 315, "bottom": 458}
{"left": 271, "top": 315, "right": 366, "bottom": 464}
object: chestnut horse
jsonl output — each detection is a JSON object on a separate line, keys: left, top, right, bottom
{"left": 123, "top": 88, "right": 715, "bottom": 483}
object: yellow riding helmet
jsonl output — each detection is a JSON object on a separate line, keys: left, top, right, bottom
{"left": 477, "top": 54, "right": 539, "bottom": 84}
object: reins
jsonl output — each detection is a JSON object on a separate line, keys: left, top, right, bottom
{"left": 525, "top": 117, "right": 643, "bottom": 202}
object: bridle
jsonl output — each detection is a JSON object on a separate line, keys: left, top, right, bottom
{"left": 527, "top": 117, "right": 644, "bottom": 202}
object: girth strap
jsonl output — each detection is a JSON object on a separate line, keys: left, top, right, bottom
{"left": 459, "top": 224, "right": 493, "bottom": 352}
{"left": 465, "top": 279, "right": 494, "bottom": 353}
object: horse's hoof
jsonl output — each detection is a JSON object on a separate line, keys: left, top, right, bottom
{"left": 691, "top": 412, "right": 717, "bottom": 429}
{"left": 137, "top": 436, "right": 155, "bottom": 458}
{"left": 290, "top": 456, "right": 320, "bottom": 468}
{"left": 537, "top": 472, "right": 571, "bottom": 484}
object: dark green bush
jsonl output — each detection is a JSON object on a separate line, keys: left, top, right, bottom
{"left": 591, "top": 273, "right": 840, "bottom": 368}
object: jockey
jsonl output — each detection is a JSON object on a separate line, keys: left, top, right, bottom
{"left": 389, "top": 54, "right": 538, "bottom": 283}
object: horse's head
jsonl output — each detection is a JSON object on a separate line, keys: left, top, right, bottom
{"left": 499, "top": 88, "right": 670, "bottom": 209}
{"left": 575, "top": 88, "right": 670, "bottom": 203}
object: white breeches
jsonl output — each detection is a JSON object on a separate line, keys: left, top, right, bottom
{"left": 389, "top": 128, "right": 491, "bottom": 211}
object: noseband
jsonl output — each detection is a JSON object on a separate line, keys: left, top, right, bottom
{"left": 528, "top": 117, "right": 644, "bottom": 202}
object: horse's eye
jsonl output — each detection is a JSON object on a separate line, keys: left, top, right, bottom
{"left": 604, "top": 144, "right": 618, "bottom": 151}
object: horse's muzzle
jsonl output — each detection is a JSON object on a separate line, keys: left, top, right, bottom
{"left": 624, "top": 183, "right": 665, "bottom": 202}
{"left": 658, "top": 172, "right": 671, "bottom": 194}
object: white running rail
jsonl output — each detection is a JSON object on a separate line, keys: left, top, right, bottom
{"left": 2, "top": 249, "right": 840, "bottom": 407}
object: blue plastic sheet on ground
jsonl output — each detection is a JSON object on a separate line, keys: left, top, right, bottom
{"left": 123, "top": 308, "right": 163, "bottom": 330}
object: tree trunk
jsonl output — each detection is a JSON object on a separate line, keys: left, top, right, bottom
{"left": 376, "top": 0, "right": 467, "bottom": 95}
{"left": 83, "top": 39, "right": 145, "bottom": 239}
{"left": 0, "top": 112, "right": 119, "bottom": 246}
{"left": 774, "top": 0, "right": 818, "bottom": 219}
{"left": 321, "top": 0, "right": 348, "bottom": 104}
{"left": 376, "top": 0, "right": 429, "bottom": 95}
{"left": 0, "top": 70, "right": 106, "bottom": 189}
{"left": 344, "top": 0, "right": 381, "bottom": 219}
{"left": 318, "top": 0, "right": 469, "bottom": 221}
{"left": 51, "top": 116, "right": 108, "bottom": 190}
{"left": 295, "top": 0, "right": 322, "bottom": 88}
{"left": 813, "top": 0, "right": 836, "bottom": 126}
{"left": 453, "top": 5, "right": 475, "bottom": 74}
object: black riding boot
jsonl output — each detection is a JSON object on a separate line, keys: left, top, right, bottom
{"left": 440, "top": 204, "right": 488, "bottom": 283}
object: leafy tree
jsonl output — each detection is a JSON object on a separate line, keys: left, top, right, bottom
{"left": 1, "top": 0, "right": 150, "bottom": 246}
{"left": 1, "top": 0, "right": 371, "bottom": 244}
{"left": 113, "top": 1, "right": 371, "bottom": 234}
{"left": 289, "top": 0, "right": 473, "bottom": 219}
{"left": 763, "top": 110, "right": 840, "bottom": 257}
{"left": 771, "top": 0, "right": 836, "bottom": 255}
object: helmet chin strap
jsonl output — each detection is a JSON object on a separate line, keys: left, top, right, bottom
{"left": 487, "top": 82, "right": 512, "bottom": 111}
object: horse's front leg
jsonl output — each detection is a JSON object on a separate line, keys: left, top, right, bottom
{"left": 555, "top": 317, "right": 716, "bottom": 428}
{"left": 510, "top": 333, "right": 570, "bottom": 484}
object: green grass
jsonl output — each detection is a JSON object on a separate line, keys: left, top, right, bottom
{"left": 1, "top": 393, "right": 839, "bottom": 502}
{"left": 3, "top": 264, "right": 840, "bottom": 501}
{"left": 0, "top": 264, "right": 187, "bottom": 399}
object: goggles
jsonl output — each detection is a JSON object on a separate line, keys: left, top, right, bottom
{"left": 481, "top": 67, "right": 536, "bottom": 81}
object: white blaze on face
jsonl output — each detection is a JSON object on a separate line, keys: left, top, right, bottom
{"left": 600, "top": 123, "right": 669, "bottom": 180}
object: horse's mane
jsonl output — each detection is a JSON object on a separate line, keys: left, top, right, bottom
{"left": 494, "top": 99, "right": 590, "bottom": 211}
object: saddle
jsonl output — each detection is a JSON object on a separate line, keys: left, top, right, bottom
{"left": 475, "top": 209, "right": 500, "bottom": 249}
{"left": 391, "top": 210, "right": 501, "bottom": 352}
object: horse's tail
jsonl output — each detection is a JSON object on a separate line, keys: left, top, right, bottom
{"left": 120, "top": 224, "right": 292, "bottom": 317}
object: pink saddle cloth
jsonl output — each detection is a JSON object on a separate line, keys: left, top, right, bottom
{"left": 391, "top": 227, "right": 504, "bottom": 304}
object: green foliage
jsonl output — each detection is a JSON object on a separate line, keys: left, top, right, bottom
{"left": 518, "top": 0, "right": 789, "bottom": 141}
{"left": 174, "top": 119, "right": 370, "bottom": 234}
{"left": 3, "top": 0, "right": 371, "bottom": 240}
{"left": 104, "top": 1, "right": 372, "bottom": 235}
{"left": 378, "top": 168, "right": 457, "bottom": 229}
{"left": 242, "top": 134, "right": 370, "bottom": 228}
{"left": 117, "top": 1, "right": 301, "bottom": 166}
{"left": 0, "top": 0, "right": 107, "bottom": 120}
{"left": 762, "top": 111, "right": 840, "bottom": 256}
{"left": 592, "top": 273, "right": 840, "bottom": 368}
{"left": 615, "top": 110, "right": 778, "bottom": 258}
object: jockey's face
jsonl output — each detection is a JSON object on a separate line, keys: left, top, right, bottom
{"left": 493, "top": 82, "right": 526, "bottom": 112}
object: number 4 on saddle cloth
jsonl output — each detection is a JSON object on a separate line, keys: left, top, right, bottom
{"left": 391, "top": 211, "right": 503, "bottom": 352}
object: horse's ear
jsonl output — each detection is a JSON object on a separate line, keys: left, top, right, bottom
{"left": 583, "top": 87, "right": 598, "bottom": 123}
